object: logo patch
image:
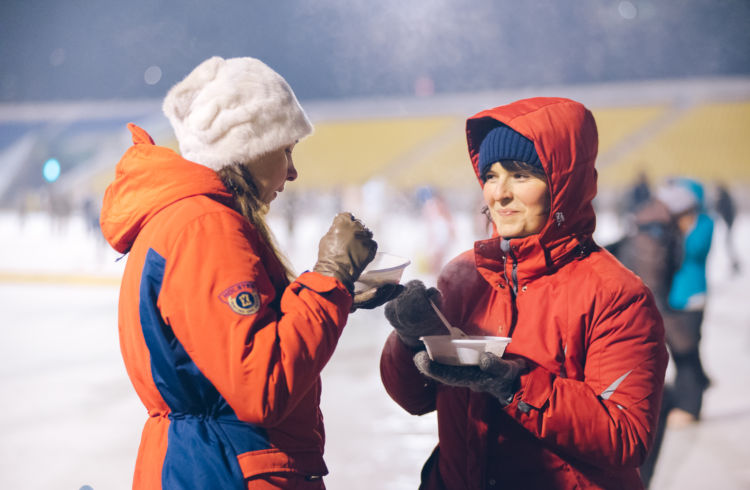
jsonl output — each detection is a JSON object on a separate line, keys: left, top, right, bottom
{"left": 219, "top": 281, "right": 261, "bottom": 316}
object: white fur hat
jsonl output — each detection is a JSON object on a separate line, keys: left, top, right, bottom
{"left": 162, "top": 56, "right": 313, "bottom": 170}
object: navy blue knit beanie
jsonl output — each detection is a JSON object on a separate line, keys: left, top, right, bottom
{"left": 478, "top": 125, "right": 543, "bottom": 177}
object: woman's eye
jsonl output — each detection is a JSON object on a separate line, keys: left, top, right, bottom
{"left": 513, "top": 172, "right": 529, "bottom": 179}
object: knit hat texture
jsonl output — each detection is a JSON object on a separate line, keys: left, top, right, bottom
{"left": 162, "top": 56, "right": 313, "bottom": 171}
{"left": 478, "top": 125, "right": 542, "bottom": 177}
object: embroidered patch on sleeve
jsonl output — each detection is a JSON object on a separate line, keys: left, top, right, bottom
{"left": 218, "top": 281, "right": 261, "bottom": 315}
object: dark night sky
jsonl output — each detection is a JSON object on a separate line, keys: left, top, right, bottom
{"left": 1, "top": 0, "right": 749, "bottom": 103}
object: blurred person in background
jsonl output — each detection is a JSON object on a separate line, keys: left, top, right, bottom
{"left": 625, "top": 170, "right": 652, "bottom": 215}
{"left": 604, "top": 178, "right": 696, "bottom": 487}
{"left": 714, "top": 182, "right": 741, "bottom": 275}
{"left": 607, "top": 177, "right": 683, "bottom": 316}
{"left": 82, "top": 194, "right": 102, "bottom": 239}
{"left": 416, "top": 185, "right": 456, "bottom": 276}
{"left": 99, "top": 56, "right": 398, "bottom": 489}
{"left": 380, "top": 98, "right": 668, "bottom": 489}
{"left": 47, "top": 186, "right": 73, "bottom": 234}
{"left": 659, "top": 177, "right": 714, "bottom": 429}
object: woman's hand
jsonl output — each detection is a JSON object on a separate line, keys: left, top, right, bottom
{"left": 313, "top": 212, "right": 377, "bottom": 292}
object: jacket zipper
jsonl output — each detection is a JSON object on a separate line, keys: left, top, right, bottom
{"left": 500, "top": 239, "right": 519, "bottom": 296}
{"left": 500, "top": 239, "right": 520, "bottom": 337}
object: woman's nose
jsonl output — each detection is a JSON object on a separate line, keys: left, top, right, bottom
{"left": 493, "top": 179, "right": 513, "bottom": 201}
{"left": 287, "top": 160, "right": 298, "bottom": 182}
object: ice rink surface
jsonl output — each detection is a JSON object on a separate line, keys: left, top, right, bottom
{"left": 1, "top": 209, "right": 748, "bottom": 489}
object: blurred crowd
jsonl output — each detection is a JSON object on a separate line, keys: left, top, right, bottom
{"left": 608, "top": 172, "right": 741, "bottom": 487}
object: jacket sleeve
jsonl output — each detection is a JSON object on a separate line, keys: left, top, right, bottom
{"left": 505, "top": 289, "right": 668, "bottom": 469}
{"left": 158, "top": 210, "right": 352, "bottom": 426}
{"left": 380, "top": 331, "right": 437, "bottom": 415}
{"left": 684, "top": 213, "right": 714, "bottom": 261}
{"left": 379, "top": 251, "right": 478, "bottom": 415}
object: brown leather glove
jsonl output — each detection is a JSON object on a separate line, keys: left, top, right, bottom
{"left": 313, "top": 212, "right": 377, "bottom": 292}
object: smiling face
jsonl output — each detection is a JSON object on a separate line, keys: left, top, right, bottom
{"left": 244, "top": 143, "right": 298, "bottom": 204}
{"left": 482, "top": 161, "right": 550, "bottom": 238}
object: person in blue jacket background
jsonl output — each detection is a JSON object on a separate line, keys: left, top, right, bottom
{"left": 657, "top": 177, "right": 714, "bottom": 428}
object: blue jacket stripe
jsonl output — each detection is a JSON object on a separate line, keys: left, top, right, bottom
{"left": 138, "top": 248, "right": 269, "bottom": 489}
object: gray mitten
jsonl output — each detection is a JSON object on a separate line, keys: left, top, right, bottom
{"left": 413, "top": 351, "right": 526, "bottom": 406}
{"left": 384, "top": 280, "right": 447, "bottom": 348}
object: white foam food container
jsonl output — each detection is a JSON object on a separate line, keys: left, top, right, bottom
{"left": 420, "top": 335, "right": 512, "bottom": 366}
{"left": 354, "top": 252, "right": 411, "bottom": 293}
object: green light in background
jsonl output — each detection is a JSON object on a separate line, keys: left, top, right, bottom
{"left": 43, "top": 158, "right": 61, "bottom": 183}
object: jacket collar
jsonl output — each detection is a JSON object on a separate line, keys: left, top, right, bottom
{"left": 474, "top": 232, "right": 592, "bottom": 286}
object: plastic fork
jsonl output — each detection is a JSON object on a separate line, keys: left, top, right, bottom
{"left": 428, "top": 299, "right": 467, "bottom": 338}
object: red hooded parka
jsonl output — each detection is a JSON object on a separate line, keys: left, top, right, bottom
{"left": 380, "top": 98, "right": 668, "bottom": 490}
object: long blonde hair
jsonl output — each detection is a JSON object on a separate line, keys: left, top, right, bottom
{"left": 217, "top": 162, "right": 296, "bottom": 281}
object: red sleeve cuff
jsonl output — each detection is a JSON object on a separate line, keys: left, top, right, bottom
{"left": 296, "top": 270, "right": 351, "bottom": 294}
{"left": 515, "top": 364, "right": 555, "bottom": 411}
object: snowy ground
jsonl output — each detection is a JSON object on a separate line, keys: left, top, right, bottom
{"left": 0, "top": 207, "right": 748, "bottom": 489}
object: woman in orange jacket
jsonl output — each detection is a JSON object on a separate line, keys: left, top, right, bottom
{"left": 380, "top": 97, "right": 668, "bottom": 489}
{"left": 100, "top": 56, "right": 395, "bottom": 489}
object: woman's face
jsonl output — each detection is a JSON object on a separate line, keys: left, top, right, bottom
{"left": 246, "top": 143, "right": 298, "bottom": 204}
{"left": 482, "top": 162, "right": 550, "bottom": 238}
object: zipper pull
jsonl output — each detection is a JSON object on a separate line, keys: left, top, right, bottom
{"left": 500, "top": 238, "right": 518, "bottom": 296}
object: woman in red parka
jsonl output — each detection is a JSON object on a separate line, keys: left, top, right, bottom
{"left": 100, "top": 56, "right": 397, "bottom": 489}
{"left": 380, "top": 97, "right": 668, "bottom": 489}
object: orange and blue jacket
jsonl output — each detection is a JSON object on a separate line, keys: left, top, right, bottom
{"left": 381, "top": 98, "right": 668, "bottom": 489}
{"left": 101, "top": 124, "right": 352, "bottom": 489}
